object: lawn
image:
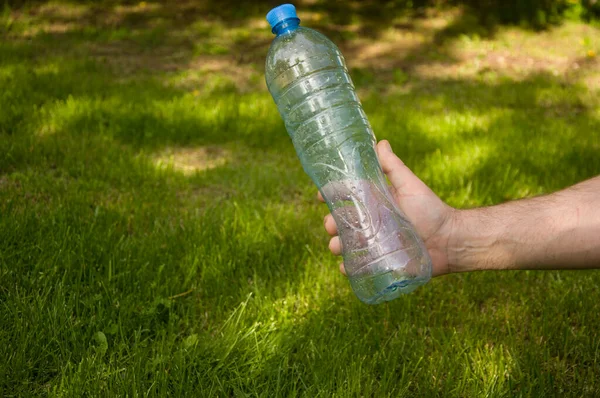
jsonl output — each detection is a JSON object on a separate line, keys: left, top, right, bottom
{"left": 1, "top": 1, "right": 600, "bottom": 396}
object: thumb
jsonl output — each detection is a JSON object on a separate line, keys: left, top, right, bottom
{"left": 376, "top": 140, "right": 430, "bottom": 197}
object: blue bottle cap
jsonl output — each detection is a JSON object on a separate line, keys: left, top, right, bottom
{"left": 266, "top": 4, "right": 299, "bottom": 31}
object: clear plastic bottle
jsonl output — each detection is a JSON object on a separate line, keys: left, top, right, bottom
{"left": 265, "top": 4, "right": 432, "bottom": 304}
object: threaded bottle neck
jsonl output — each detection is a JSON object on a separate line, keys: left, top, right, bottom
{"left": 272, "top": 17, "right": 300, "bottom": 35}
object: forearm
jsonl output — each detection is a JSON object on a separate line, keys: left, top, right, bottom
{"left": 448, "top": 176, "right": 600, "bottom": 273}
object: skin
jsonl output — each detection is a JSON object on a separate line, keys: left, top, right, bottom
{"left": 320, "top": 140, "right": 600, "bottom": 277}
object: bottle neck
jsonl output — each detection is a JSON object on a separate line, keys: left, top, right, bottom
{"left": 272, "top": 18, "right": 300, "bottom": 36}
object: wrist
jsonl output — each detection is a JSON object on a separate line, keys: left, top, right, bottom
{"left": 446, "top": 208, "right": 514, "bottom": 273}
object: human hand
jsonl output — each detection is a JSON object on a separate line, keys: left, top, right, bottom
{"left": 319, "top": 140, "right": 456, "bottom": 277}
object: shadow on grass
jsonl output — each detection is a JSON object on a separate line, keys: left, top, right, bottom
{"left": 2, "top": 27, "right": 599, "bottom": 208}
{"left": 2, "top": 0, "right": 557, "bottom": 82}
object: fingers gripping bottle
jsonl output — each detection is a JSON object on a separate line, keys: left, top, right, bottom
{"left": 265, "top": 4, "right": 432, "bottom": 304}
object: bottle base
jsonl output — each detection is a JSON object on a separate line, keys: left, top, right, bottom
{"left": 348, "top": 270, "right": 430, "bottom": 305}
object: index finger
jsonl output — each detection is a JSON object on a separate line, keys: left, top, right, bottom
{"left": 317, "top": 191, "right": 325, "bottom": 202}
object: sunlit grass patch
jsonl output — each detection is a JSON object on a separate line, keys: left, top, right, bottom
{"left": 152, "top": 146, "right": 232, "bottom": 175}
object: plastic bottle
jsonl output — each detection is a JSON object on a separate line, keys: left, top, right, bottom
{"left": 265, "top": 4, "right": 432, "bottom": 304}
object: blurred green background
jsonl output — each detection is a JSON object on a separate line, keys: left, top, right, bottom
{"left": 1, "top": 0, "right": 600, "bottom": 396}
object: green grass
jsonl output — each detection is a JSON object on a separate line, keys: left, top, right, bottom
{"left": 1, "top": 1, "right": 600, "bottom": 396}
